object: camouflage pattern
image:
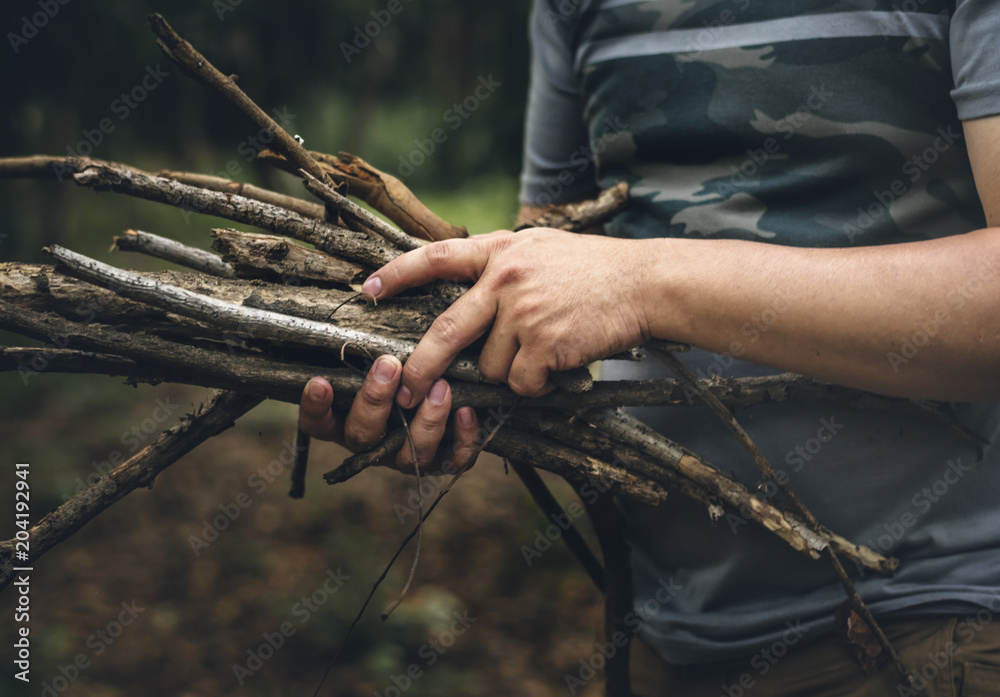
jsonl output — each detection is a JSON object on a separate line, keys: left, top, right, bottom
{"left": 526, "top": 0, "right": 987, "bottom": 247}
{"left": 521, "top": 0, "right": 1000, "bottom": 670}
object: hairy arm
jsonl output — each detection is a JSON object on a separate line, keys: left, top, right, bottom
{"left": 647, "top": 115, "right": 1000, "bottom": 401}
{"left": 645, "top": 221, "right": 1000, "bottom": 401}
{"left": 366, "top": 115, "right": 1000, "bottom": 406}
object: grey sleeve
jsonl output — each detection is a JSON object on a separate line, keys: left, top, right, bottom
{"left": 519, "top": 0, "right": 601, "bottom": 206}
{"left": 950, "top": 0, "right": 1000, "bottom": 120}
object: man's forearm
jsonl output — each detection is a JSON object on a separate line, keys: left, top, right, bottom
{"left": 647, "top": 227, "right": 1000, "bottom": 402}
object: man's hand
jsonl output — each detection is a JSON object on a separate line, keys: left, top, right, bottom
{"left": 361, "top": 228, "right": 655, "bottom": 406}
{"left": 298, "top": 354, "right": 481, "bottom": 473}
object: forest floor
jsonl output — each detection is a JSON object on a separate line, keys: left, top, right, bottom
{"left": 0, "top": 377, "right": 673, "bottom": 696}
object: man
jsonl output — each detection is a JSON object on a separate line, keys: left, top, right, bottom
{"left": 301, "top": 1, "right": 1000, "bottom": 694}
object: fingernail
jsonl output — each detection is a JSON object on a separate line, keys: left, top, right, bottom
{"left": 397, "top": 385, "right": 413, "bottom": 408}
{"left": 457, "top": 407, "right": 474, "bottom": 428}
{"left": 362, "top": 275, "right": 382, "bottom": 297}
{"left": 427, "top": 380, "right": 447, "bottom": 405}
{"left": 306, "top": 378, "right": 325, "bottom": 401}
{"left": 372, "top": 356, "right": 396, "bottom": 384}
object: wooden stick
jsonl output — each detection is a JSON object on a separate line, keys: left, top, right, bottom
{"left": 258, "top": 148, "right": 468, "bottom": 241}
{"left": 289, "top": 427, "right": 311, "bottom": 499}
{"left": 0, "top": 296, "right": 978, "bottom": 435}
{"left": 517, "top": 182, "right": 630, "bottom": 232}
{"left": 299, "top": 169, "right": 426, "bottom": 252}
{"left": 156, "top": 169, "right": 326, "bottom": 219}
{"left": 2, "top": 260, "right": 979, "bottom": 439}
{"left": 579, "top": 486, "right": 635, "bottom": 697}
{"left": 650, "top": 347, "right": 812, "bottom": 498}
{"left": 0, "top": 303, "right": 366, "bottom": 405}
{"left": 308, "top": 151, "right": 469, "bottom": 241}
{"left": 488, "top": 430, "right": 670, "bottom": 506}
{"left": 147, "top": 13, "right": 338, "bottom": 195}
{"left": 0, "top": 154, "right": 118, "bottom": 181}
{"left": 649, "top": 347, "right": 917, "bottom": 681}
{"left": 0, "top": 316, "right": 894, "bottom": 573}
{"left": 581, "top": 408, "right": 897, "bottom": 574}
{"left": 211, "top": 228, "right": 365, "bottom": 285}
{"left": 0, "top": 155, "right": 328, "bottom": 222}
{"left": 68, "top": 161, "right": 397, "bottom": 268}
{"left": 113, "top": 229, "right": 235, "bottom": 277}
{"left": 3, "top": 262, "right": 438, "bottom": 344}
{"left": 147, "top": 13, "right": 429, "bottom": 262}
{"left": 45, "top": 245, "right": 483, "bottom": 383}
{"left": 322, "top": 423, "right": 669, "bottom": 505}
{"left": 0, "top": 391, "right": 264, "bottom": 592}
{"left": 509, "top": 461, "right": 606, "bottom": 591}
{"left": 323, "top": 429, "right": 407, "bottom": 485}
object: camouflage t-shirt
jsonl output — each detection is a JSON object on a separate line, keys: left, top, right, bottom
{"left": 521, "top": 0, "right": 1000, "bottom": 666}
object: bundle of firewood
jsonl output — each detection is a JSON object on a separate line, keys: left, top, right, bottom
{"left": 2, "top": 13, "right": 959, "bottom": 693}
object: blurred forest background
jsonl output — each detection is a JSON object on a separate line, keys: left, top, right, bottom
{"left": 0, "top": 1, "right": 665, "bottom": 696}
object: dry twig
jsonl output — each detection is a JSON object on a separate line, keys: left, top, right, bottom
{"left": 0, "top": 391, "right": 263, "bottom": 591}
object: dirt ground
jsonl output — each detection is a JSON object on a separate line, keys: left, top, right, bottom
{"left": 0, "top": 378, "right": 672, "bottom": 696}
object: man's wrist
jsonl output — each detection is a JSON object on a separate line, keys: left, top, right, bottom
{"left": 639, "top": 236, "right": 701, "bottom": 346}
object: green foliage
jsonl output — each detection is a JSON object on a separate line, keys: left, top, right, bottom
{"left": 1, "top": 0, "right": 532, "bottom": 260}
{"left": 0, "top": 6, "right": 611, "bottom": 696}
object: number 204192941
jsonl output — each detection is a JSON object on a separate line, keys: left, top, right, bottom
{"left": 14, "top": 464, "right": 30, "bottom": 561}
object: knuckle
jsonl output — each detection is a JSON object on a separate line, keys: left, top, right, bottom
{"left": 478, "top": 360, "right": 507, "bottom": 384}
{"left": 553, "top": 345, "right": 585, "bottom": 372}
{"left": 394, "top": 448, "right": 414, "bottom": 471}
{"left": 492, "top": 260, "right": 532, "bottom": 288}
{"left": 425, "top": 241, "right": 454, "bottom": 268}
{"left": 344, "top": 428, "right": 380, "bottom": 452}
{"left": 431, "top": 314, "right": 464, "bottom": 349}
{"left": 508, "top": 375, "right": 545, "bottom": 397}
{"left": 415, "top": 410, "right": 449, "bottom": 437}
{"left": 402, "top": 360, "right": 431, "bottom": 389}
{"left": 357, "top": 381, "right": 392, "bottom": 410}
{"left": 397, "top": 444, "right": 433, "bottom": 470}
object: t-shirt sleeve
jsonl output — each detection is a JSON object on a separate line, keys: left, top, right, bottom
{"left": 950, "top": 0, "right": 1000, "bottom": 120}
{"left": 519, "top": 0, "right": 600, "bottom": 206}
